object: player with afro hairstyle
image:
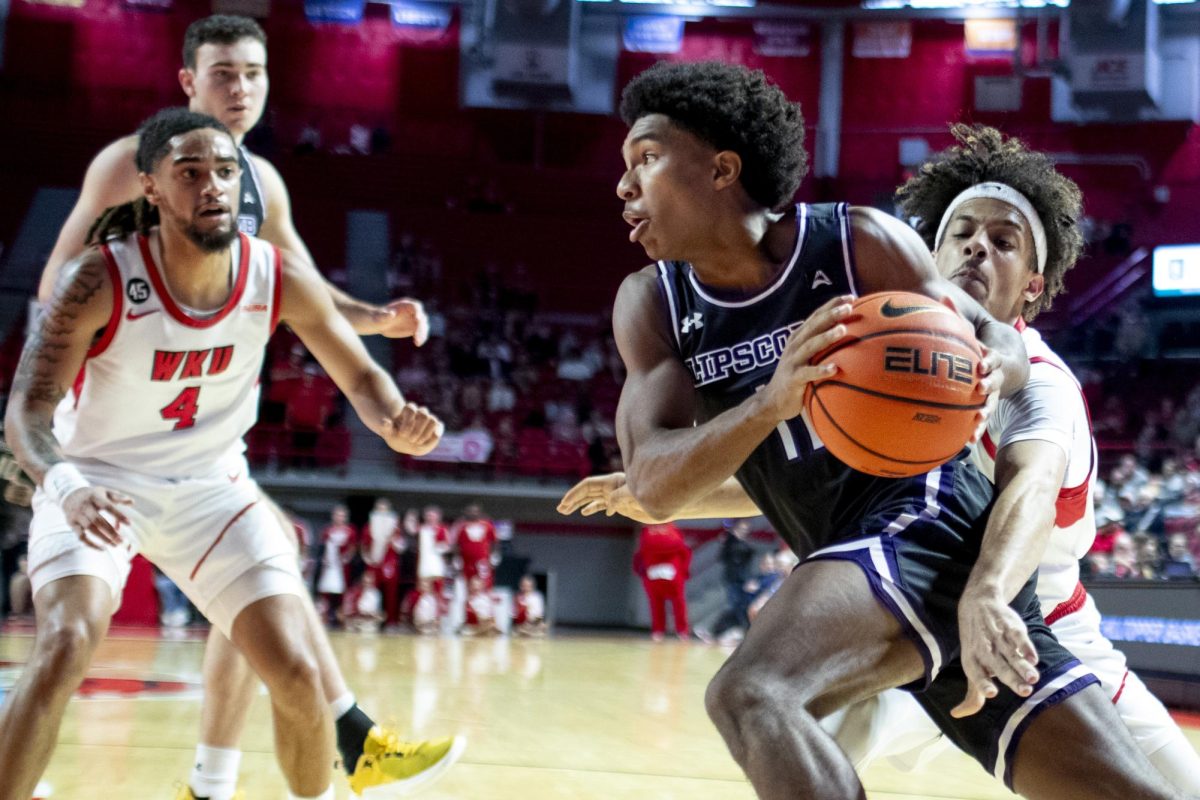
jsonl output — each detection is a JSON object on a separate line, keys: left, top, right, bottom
{"left": 897, "top": 123, "right": 1084, "bottom": 322}
{"left": 620, "top": 60, "right": 806, "bottom": 212}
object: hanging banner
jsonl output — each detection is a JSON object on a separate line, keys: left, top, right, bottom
{"left": 304, "top": 0, "right": 364, "bottom": 23}
{"left": 391, "top": 1, "right": 452, "bottom": 29}
{"left": 965, "top": 18, "right": 1016, "bottom": 58}
{"left": 622, "top": 16, "right": 684, "bottom": 54}
{"left": 851, "top": 21, "right": 912, "bottom": 59}
{"left": 752, "top": 21, "right": 811, "bottom": 58}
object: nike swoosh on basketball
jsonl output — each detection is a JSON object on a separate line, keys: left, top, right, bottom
{"left": 879, "top": 299, "right": 937, "bottom": 318}
{"left": 125, "top": 308, "right": 160, "bottom": 321}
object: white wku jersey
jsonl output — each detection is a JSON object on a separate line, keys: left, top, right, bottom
{"left": 969, "top": 320, "right": 1097, "bottom": 622}
{"left": 53, "top": 228, "right": 280, "bottom": 480}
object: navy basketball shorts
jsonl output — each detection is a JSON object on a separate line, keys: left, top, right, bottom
{"left": 804, "top": 460, "right": 1099, "bottom": 788}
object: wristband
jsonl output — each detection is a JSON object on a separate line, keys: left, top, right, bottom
{"left": 43, "top": 462, "right": 91, "bottom": 505}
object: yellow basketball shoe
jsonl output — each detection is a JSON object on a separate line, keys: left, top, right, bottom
{"left": 348, "top": 727, "right": 467, "bottom": 797}
{"left": 171, "top": 785, "right": 244, "bottom": 800}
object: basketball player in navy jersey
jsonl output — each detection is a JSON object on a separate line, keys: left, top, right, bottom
{"left": 564, "top": 120, "right": 1200, "bottom": 795}
{"left": 30, "top": 16, "right": 455, "bottom": 800}
{"left": 592, "top": 61, "right": 1190, "bottom": 800}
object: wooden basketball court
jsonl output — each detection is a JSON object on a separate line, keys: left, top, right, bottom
{"left": 1, "top": 626, "right": 1196, "bottom": 799}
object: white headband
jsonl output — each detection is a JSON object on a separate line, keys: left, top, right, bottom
{"left": 934, "top": 182, "right": 1047, "bottom": 274}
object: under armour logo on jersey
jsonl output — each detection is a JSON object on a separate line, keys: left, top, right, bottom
{"left": 680, "top": 312, "right": 704, "bottom": 334}
{"left": 243, "top": 192, "right": 256, "bottom": 205}
{"left": 811, "top": 271, "right": 832, "bottom": 289}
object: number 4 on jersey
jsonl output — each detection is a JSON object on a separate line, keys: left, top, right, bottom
{"left": 161, "top": 386, "right": 201, "bottom": 430}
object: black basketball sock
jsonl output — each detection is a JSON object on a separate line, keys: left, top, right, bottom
{"left": 336, "top": 703, "right": 377, "bottom": 774}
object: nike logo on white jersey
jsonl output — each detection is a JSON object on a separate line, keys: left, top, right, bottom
{"left": 680, "top": 312, "right": 704, "bottom": 334}
{"left": 811, "top": 271, "right": 832, "bottom": 289}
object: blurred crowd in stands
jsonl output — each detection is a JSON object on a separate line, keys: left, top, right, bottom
{"left": 1085, "top": 452, "right": 1200, "bottom": 581}
{"left": 249, "top": 239, "right": 623, "bottom": 480}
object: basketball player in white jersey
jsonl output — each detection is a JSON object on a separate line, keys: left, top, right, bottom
{"left": 559, "top": 124, "right": 1200, "bottom": 793}
{"left": 29, "top": 16, "right": 449, "bottom": 799}
{"left": 0, "top": 109, "right": 462, "bottom": 800}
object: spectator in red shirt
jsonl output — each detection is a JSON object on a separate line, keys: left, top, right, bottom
{"left": 633, "top": 523, "right": 692, "bottom": 641}
{"left": 1090, "top": 516, "right": 1125, "bottom": 555}
{"left": 284, "top": 367, "right": 339, "bottom": 466}
{"left": 452, "top": 503, "right": 499, "bottom": 589}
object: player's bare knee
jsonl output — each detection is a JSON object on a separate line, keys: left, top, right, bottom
{"left": 262, "top": 646, "right": 323, "bottom": 709}
{"left": 706, "top": 661, "right": 793, "bottom": 734}
{"left": 32, "top": 618, "right": 101, "bottom": 686}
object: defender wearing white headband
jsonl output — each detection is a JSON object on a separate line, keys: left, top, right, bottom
{"left": 560, "top": 124, "right": 1200, "bottom": 793}
{"left": 826, "top": 124, "right": 1200, "bottom": 793}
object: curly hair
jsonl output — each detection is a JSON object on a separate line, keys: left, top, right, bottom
{"left": 619, "top": 61, "right": 806, "bottom": 212}
{"left": 183, "top": 14, "right": 267, "bottom": 69}
{"left": 896, "top": 124, "right": 1083, "bottom": 322}
{"left": 87, "top": 109, "right": 231, "bottom": 245}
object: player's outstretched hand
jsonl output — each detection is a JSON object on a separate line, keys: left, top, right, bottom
{"left": 557, "top": 472, "right": 666, "bottom": 524}
{"left": 951, "top": 587, "right": 1040, "bottom": 718}
{"left": 759, "top": 295, "right": 854, "bottom": 422}
{"left": 364, "top": 299, "right": 430, "bottom": 345}
{"left": 61, "top": 487, "right": 133, "bottom": 550}
{"left": 382, "top": 404, "right": 444, "bottom": 456}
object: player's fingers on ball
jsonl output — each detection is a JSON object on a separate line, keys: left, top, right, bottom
{"left": 815, "top": 294, "right": 856, "bottom": 317}
{"left": 795, "top": 325, "right": 848, "bottom": 365}
{"left": 969, "top": 413, "right": 988, "bottom": 444}
{"left": 796, "top": 363, "right": 838, "bottom": 386}
{"left": 800, "top": 300, "right": 853, "bottom": 339}
{"left": 977, "top": 348, "right": 1000, "bottom": 374}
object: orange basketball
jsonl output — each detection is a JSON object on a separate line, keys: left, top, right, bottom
{"left": 803, "top": 291, "right": 985, "bottom": 478}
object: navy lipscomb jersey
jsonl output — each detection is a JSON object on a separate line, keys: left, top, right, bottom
{"left": 656, "top": 203, "right": 983, "bottom": 558}
{"left": 237, "top": 145, "right": 266, "bottom": 236}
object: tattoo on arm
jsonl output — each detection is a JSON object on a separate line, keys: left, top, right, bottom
{"left": 8, "top": 255, "right": 108, "bottom": 481}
